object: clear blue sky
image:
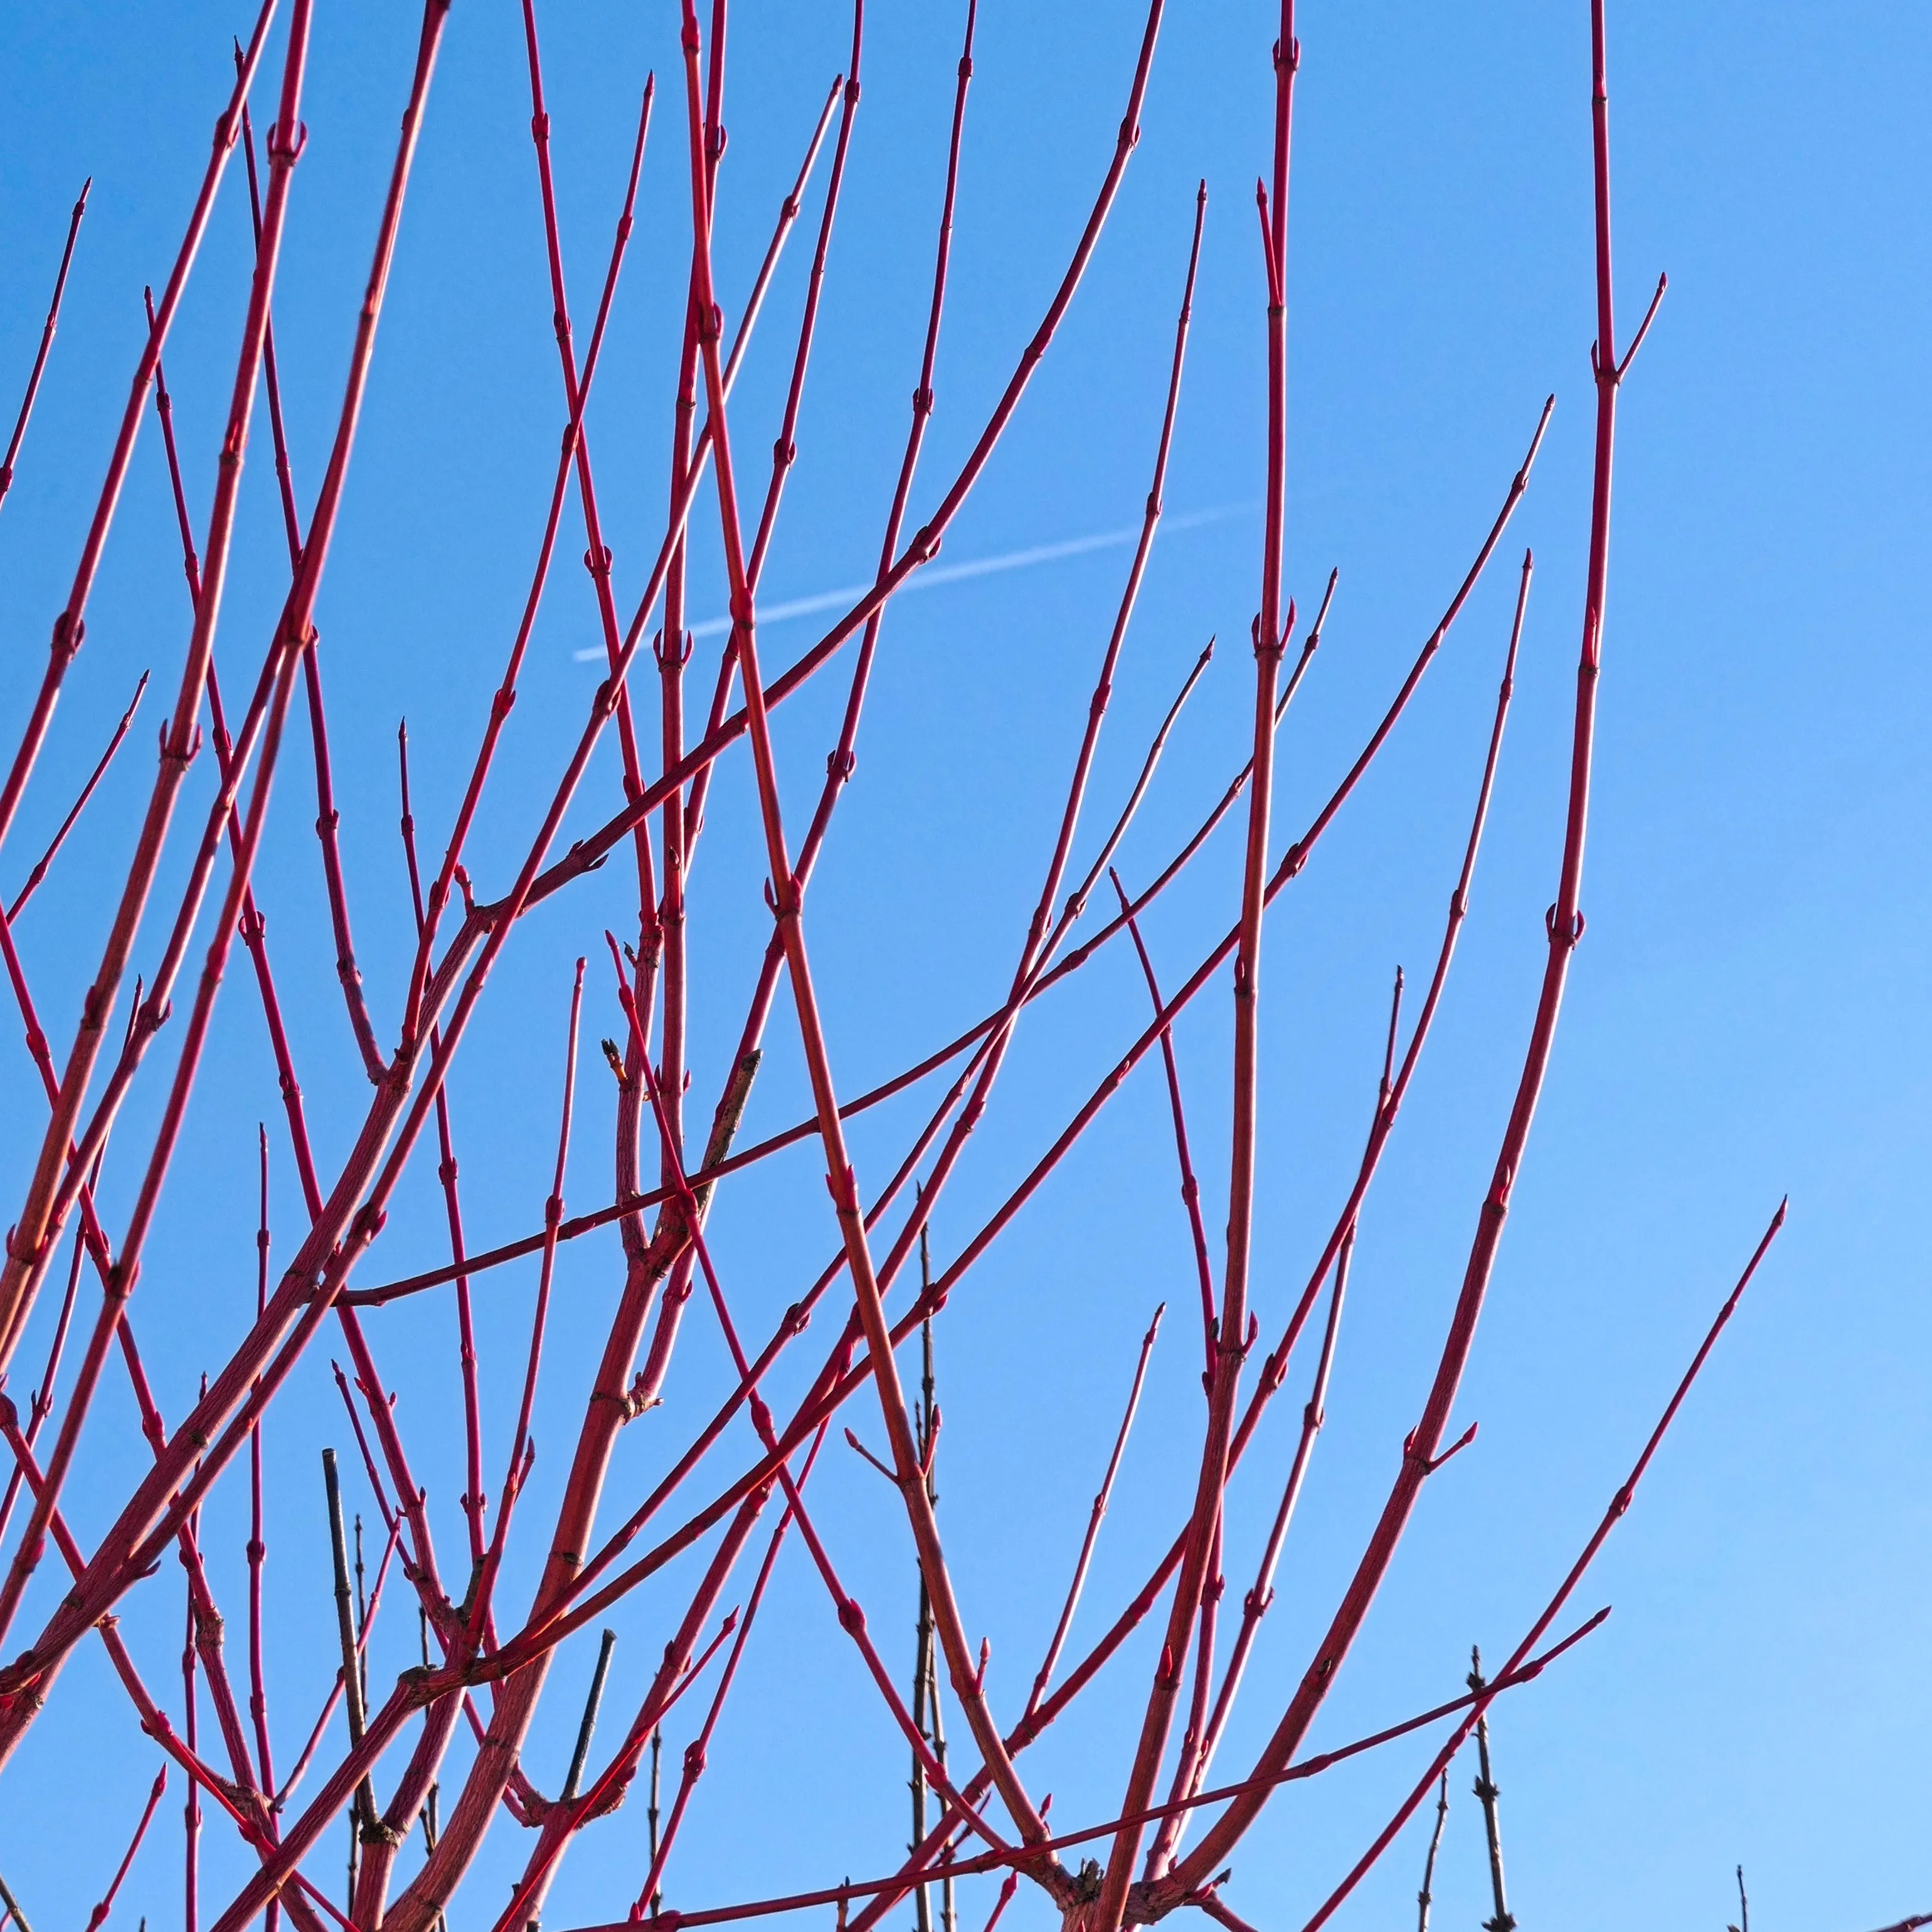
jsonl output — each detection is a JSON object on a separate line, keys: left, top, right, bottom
{"left": 0, "top": 4, "right": 1926, "bottom": 1931}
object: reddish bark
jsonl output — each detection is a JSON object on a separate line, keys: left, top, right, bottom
{"left": 0, "top": 8, "right": 1753, "bottom": 1932}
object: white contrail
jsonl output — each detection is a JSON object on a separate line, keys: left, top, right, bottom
{"left": 570, "top": 502, "right": 1249, "bottom": 661}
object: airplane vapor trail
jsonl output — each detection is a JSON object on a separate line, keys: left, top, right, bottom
{"left": 570, "top": 503, "right": 1248, "bottom": 662}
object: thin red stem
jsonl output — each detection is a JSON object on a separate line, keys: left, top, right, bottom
{"left": 249, "top": 1128, "right": 275, "bottom": 1797}
{"left": 395, "top": 407, "right": 1548, "bottom": 1694}
{"left": 677, "top": 1, "right": 1055, "bottom": 1865}
{"left": 0, "top": 0, "right": 454, "bottom": 1765}
{"left": 1113, "top": 878, "right": 1216, "bottom": 1374}
{"left": 0, "top": 6, "right": 276, "bottom": 861}
{"left": 400, "top": 70, "right": 656, "bottom": 1044}
{"left": 397, "top": 721, "right": 487, "bottom": 1564}
{"left": 627, "top": 1426, "right": 832, "bottom": 1917}
{"left": 0, "top": 0, "right": 309, "bottom": 1388}
{"left": 1024, "top": 1305, "right": 1164, "bottom": 1723}
{"left": 470, "top": 957, "right": 586, "bottom": 1638}
{"left": 1159, "top": 6, "right": 1628, "bottom": 1892}
{"left": 0, "top": 178, "right": 89, "bottom": 515}
{"left": 5, "top": 669, "right": 149, "bottom": 921}
{"left": 1183, "top": 553, "right": 1533, "bottom": 1831}
{"left": 1298, "top": 1207, "right": 1786, "bottom": 1931}
{"left": 85, "top": 1767, "right": 167, "bottom": 1932}
{"left": 553, "top": 1612, "right": 1608, "bottom": 1932}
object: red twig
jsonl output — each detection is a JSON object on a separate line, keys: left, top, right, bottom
{"left": 328, "top": 1363, "right": 398, "bottom": 1537}
{"left": 1298, "top": 1204, "right": 1786, "bottom": 1931}
{"left": 0, "top": 0, "right": 324, "bottom": 1675}
{"left": 0, "top": 1391, "right": 326, "bottom": 1932}
{"left": 1195, "top": 1895, "right": 1260, "bottom": 1932}
{"left": 978, "top": 1876, "right": 1019, "bottom": 1932}
{"left": 1114, "top": 878, "right": 1217, "bottom": 1372}
{"left": 627, "top": 1428, "right": 832, "bottom": 1916}
{"left": 301, "top": 645, "right": 386, "bottom": 1084}
{"left": 1174, "top": 551, "right": 1534, "bottom": 1845}
{"left": 1155, "top": 0, "right": 1630, "bottom": 1890}
{"left": 0, "top": 0, "right": 457, "bottom": 1762}
{"left": 626, "top": 3, "right": 880, "bottom": 1476}
{"left": 354, "top": 401, "right": 1546, "bottom": 1716}
{"left": 550, "top": 1611, "right": 1608, "bottom": 1932}
{"left": 264, "top": 38, "right": 1181, "bottom": 1671}
{"left": 496, "top": 0, "right": 1170, "bottom": 924}
{"left": 613, "top": 950, "right": 1014, "bottom": 1872}
{"left": 0, "top": 947, "right": 285, "bottom": 1870}
{"left": 1026, "top": 1305, "right": 1164, "bottom": 1722}
{"left": 400, "top": 68, "right": 656, "bottom": 1043}
{"left": 519, "top": 0, "right": 662, "bottom": 972}
{"left": 397, "top": 720, "right": 486, "bottom": 1562}
{"left": 5, "top": 669, "right": 148, "bottom": 921}
{"left": 85, "top": 1766, "right": 167, "bottom": 1932}
{"left": 725, "top": 153, "right": 1206, "bottom": 1394}
{"left": 470, "top": 957, "right": 587, "bottom": 1637}
{"left": 329, "top": 635, "right": 1234, "bottom": 1317}
{"left": 0, "top": 1141, "right": 98, "bottom": 1552}
{"left": 668, "top": 437, "right": 1533, "bottom": 1932}
{"left": 1236, "top": 550, "right": 1532, "bottom": 1464}
{"left": 0, "top": 19, "right": 1728, "bottom": 1932}
{"left": 524, "top": 161, "right": 1217, "bottom": 1779}
{"left": 236, "top": 75, "right": 305, "bottom": 569}
{"left": 618, "top": 425, "right": 1537, "bottom": 1932}
{"left": 1095, "top": 69, "right": 1293, "bottom": 1913}
{"left": 139, "top": 280, "right": 329, "bottom": 1233}
{"left": 185, "top": 1498, "right": 203, "bottom": 1932}
{"left": 676, "top": 0, "right": 1058, "bottom": 1871}
{"left": 0, "top": 0, "right": 292, "bottom": 1373}
{"left": 1059, "top": 635, "right": 1216, "bottom": 941}
{"left": 917, "top": 413, "right": 1547, "bottom": 1329}
{"left": 0, "top": 2, "right": 275, "bottom": 862}
{"left": 0, "top": 178, "right": 88, "bottom": 517}
{"left": 249, "top": 1130, "right": 275, "bottom": 1798}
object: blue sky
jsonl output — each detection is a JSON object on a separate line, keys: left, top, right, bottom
{"left": 0, "top": 4, "right": 1927, "bottom": 1931}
